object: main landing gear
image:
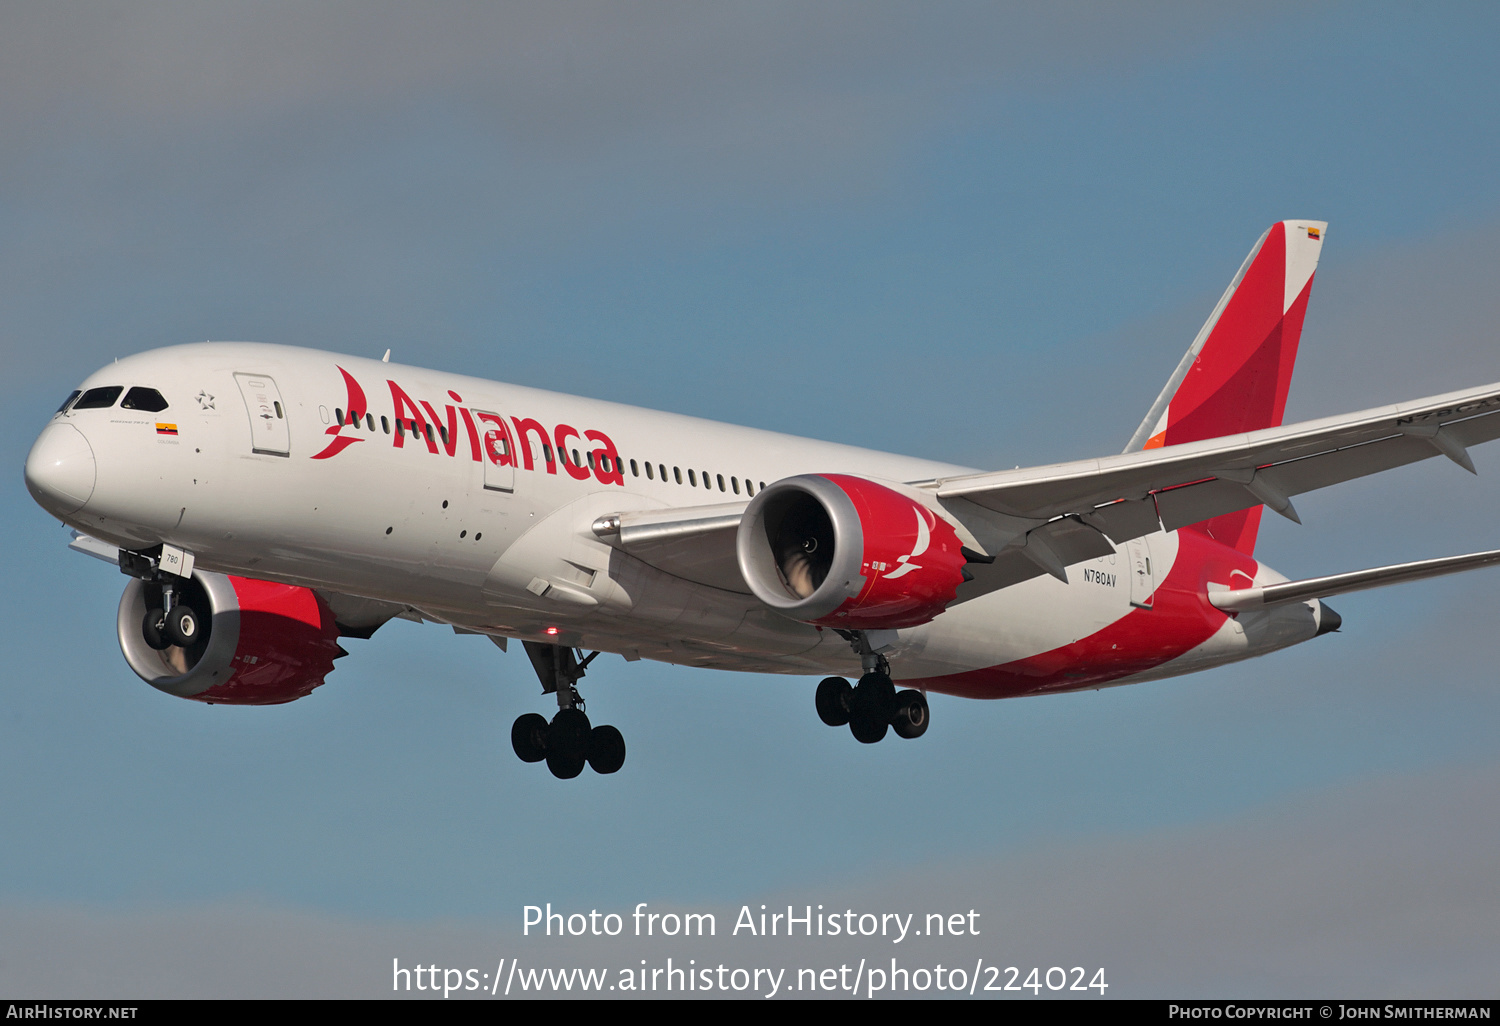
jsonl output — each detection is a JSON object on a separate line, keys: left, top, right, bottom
{"left": 511, "top": 642, "right": 626, "bottom": 779}
{"left": 816, "top": 630, "right": 929, "bottom": 744}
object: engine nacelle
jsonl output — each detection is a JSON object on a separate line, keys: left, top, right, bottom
{"left": 736, "top": 474, "right": 969, "bottom": 629}
{"left": 117, "top": 571, "right": 344, "bottom": 705}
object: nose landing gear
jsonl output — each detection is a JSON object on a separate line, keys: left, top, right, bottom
{"left": 142, "top": 589, "right": 200, "bottom": 650}
{"left": 124, "top": 547, "right": 203, "bottom": 653}
{"left": 511, "top": 641, "right": 627, "bottom": 778}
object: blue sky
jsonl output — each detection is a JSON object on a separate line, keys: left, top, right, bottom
{"left": 2, "top": 2, "right": 1499, "bottom": 997}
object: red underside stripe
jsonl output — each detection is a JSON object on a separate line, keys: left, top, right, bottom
{"left": 902, "top": 531, "right": 1251, "bottom": 699}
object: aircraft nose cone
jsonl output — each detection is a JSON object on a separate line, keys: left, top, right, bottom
{"left": 25, "top": 422, "right": 96, "bottom": 517}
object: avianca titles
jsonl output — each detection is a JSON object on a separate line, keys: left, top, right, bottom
{"left": 25, "top": 220, "right": 1500, "bottom": 778}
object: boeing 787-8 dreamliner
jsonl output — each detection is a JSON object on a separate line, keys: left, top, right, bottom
{"left": 26, "top": 221, "right": 1500, "bottom": 778}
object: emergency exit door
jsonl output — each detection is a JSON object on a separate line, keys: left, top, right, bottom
{"left": 234, "top": 373, "right": 291, "bottom": 456}
{"left": 475, "top": 410, "right": 515, "bottom": 492}
{"left": 1126, "top": 537, "right": 1157, "bottom": 609}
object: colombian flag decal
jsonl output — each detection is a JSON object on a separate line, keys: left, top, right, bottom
{"left": 1307, "top": 226, "right": 1320, "bottom": 240}
{"left": 156, "top": 423, "right": 178, "bottom": 436}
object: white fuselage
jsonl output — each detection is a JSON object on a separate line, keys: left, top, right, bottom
{"left": 29, "top": 342, "right": 1318, "bottom": 694}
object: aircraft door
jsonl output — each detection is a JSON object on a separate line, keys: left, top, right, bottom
{"left": 475, "top": 410, "right": 515, "bottom": 492}
{"left": 1126, "top": 537, "right": 1156, "bottom": 609}
{"left": 233, "top": 373, "right": 291, "bottom": 456}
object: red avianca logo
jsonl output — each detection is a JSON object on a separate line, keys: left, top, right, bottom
{"left": 310, "top": 366, "right": 624, "bottom": 485}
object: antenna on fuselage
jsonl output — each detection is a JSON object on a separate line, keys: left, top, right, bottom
{"left": 382, "top": 349, "right": 390, "bottom": 363}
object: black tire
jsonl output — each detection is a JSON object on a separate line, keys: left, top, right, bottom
{"left": 857, "top": 671, "right": 898, "bottom": 721}
{"left": 848, "top": 672, "right": 897, "bottom": 744}
{"left": 165, "top": 606, "right": 200, "bottom": 648}
{"left": 587, "top": 725, "right": 626, "bottom": 775}
{"left": 892, "top": 689, "right": 929, "bottom": 739}
{"left": 511, "top": 713, "right": 549, "bottom": 763}
{"left": 815, "top": 676, "right": 852, "bottom": 726}
{"left": 546, "top": 748, "right": 587, "bottom": 780}
{"left": 548, "top": 708, "right": 592, "bottom": 761}
{"left": 849, "top": 709, "right": 888, "bottom": 744}
{"left": 142, "top": 609, "right": 170, "bottom": 650}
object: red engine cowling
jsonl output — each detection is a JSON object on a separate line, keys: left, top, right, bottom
{"left": 736, "top": 473, "right": 969, "bottom": 629}
{"left": 117, "top": 571, "right": 345, "bottom": 705}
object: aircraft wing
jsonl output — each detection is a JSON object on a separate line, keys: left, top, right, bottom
{"left": 934, "top": 380, "right": 1500, "bottom": 547}
{"left": 595, "top": 381, "right": 1500, "bottom": 599}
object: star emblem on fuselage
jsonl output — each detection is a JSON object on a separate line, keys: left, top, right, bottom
{"left": 195, "top": 390, "right": 216, "bottom": 410}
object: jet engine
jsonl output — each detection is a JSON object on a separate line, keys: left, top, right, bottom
{"left": 117, "top": 570, "right": 345, "bottom": 705}
{"left": 736, "top": 473, "right": 970, "bottom": 629}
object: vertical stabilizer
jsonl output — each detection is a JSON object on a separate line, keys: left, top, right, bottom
{"left": 1125, "top": 220, "right": 1326, "bottom": 553}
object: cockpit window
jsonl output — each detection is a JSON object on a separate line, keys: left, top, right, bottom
{"left": 56, "top": 390, "right": 81, "bottom": 413}
{"left": 72, "top": 386, "right": 124, "bottom": 410}
{"left": 121, "top": 386, "right": 169, "bottom": 412}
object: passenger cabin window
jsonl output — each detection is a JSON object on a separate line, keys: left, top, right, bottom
{"left": 688, "top": 469, "right": 697, "bottom": 486}
{"left": 73, "top": 386, "right": 123, "bottom": 410}
{"left": 673, "top": 467, "right": 682, "bottom": 484}
{"left": 644, "top": 462, "right": 654, "bottom": 480}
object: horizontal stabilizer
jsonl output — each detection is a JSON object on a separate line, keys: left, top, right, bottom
{"left": 1209, "top": 547, "right": 1500, "bottom": 612}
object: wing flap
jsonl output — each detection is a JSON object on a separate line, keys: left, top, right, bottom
{"left": 1154, "top": 408, "right": 1500, "bottom": 534}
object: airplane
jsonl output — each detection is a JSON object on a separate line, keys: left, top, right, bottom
{"left": 24, "top": 220, "right": 1500, "bottom": 779}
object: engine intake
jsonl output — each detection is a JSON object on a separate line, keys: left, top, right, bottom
{"left": 736, "top": 474, "right": 969, "bottom": 629}
{"left": 118, "top": 571, "right": 344, "bottom": 704}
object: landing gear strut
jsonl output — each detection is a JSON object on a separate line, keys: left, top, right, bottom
{"left": 817, "top": 630, "right": 929, "bottom": 744}
{"left": 511, "top": 641, "right": 626, "bottom": 778}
